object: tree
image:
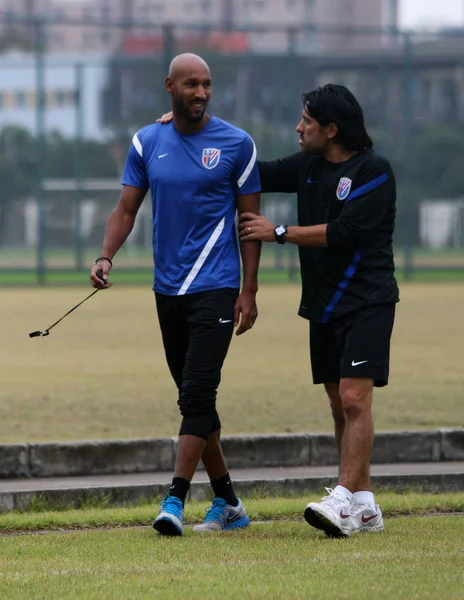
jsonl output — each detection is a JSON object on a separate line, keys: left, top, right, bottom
{"left": 0, "top": 127, "right": 119, "bottom": 247}
{"left": 410, "top": 125, "right": 464, "bottom": 199}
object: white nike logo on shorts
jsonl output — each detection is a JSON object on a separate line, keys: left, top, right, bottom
{"left": 219, "top": 319, "right": 232, "bottom": 324}
{"left": 158, "top": 153, "right": 169, "bottom": 159}
{"left": 352, "top": 360, "right": 368, "bottom": 367}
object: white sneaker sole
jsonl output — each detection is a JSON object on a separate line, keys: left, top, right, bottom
{"left": 304, "top": 505, "right": 350, "bottom": 537}
{"left": 352, "top": 523, "right": 385, "bottom": 534}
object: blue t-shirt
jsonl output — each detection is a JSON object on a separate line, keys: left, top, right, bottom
{"left": 121, "top": 117, "right": 260, "bottom": 296}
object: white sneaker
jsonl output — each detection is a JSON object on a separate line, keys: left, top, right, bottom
{"left": 304, "top": 488, "right": 352, "bottom": 537}
{"left": 193, "top": 497, "right": 250, "bottom": 532}
{"left": 349, "top": 503, "right": 384, "bottom": 534}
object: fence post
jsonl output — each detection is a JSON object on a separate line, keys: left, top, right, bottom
{"left": 35, "top": 18, "right": 46, "bottom": 285}
{"left": 74, "top": 63, "right": 84, "bottom": 271}
{"left": 402, "top": 32, "right": 414, "bottom": 280}
{"left": 162, "top": 23, "right": 175, "bottom": 111}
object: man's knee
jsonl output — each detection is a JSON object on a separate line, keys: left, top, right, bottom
{"left": 179, "top": 414, "right": 215, "bottom": 441}
{"left": 178, "top": 387, "right": 219, "bottom": 440}
{"left": 340, "top": 384, "right": 372, "bottom": 419}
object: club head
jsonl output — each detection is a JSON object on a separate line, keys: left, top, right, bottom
{"left": 29, "top": 330, "right": 50, "bottom": 338}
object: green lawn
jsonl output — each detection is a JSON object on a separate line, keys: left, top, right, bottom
{"left": 2, "top": 283, "right": 464, "bottom": 442}
{"left": 1, "top": 266, "right": 464, "bottom": 286}
{"left": 1, "top": 493, "right": 464, "bottom": 532}
{"left": 0, "top": 501, "right": 462, "bottom": 600}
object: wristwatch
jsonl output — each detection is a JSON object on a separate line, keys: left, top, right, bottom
{"left": 274, "top": 224, "right": 288, "bottom": 244}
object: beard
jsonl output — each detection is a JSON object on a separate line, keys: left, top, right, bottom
{"left": 172, "top": 94, "right": 207, "bottom": 123}
{"left": 300, "top": 137, "right": 325, "bottom": 155}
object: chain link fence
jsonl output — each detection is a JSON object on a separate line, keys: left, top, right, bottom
{"left": 1, "top": 16, "right": 464, "bottom": 284}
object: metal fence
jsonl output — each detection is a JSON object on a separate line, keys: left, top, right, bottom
{"left": 1, "top": 15, "right": 464, "bottom": 285}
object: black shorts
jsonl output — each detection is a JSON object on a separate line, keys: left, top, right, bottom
{"left": 155, "top": 288, "right": 239, "bottom": 413}
{"left": 309, "top": 304, "right": 396, "bottom": 388}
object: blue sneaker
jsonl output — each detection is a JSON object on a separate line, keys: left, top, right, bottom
{"left": 193, "top": 497, "right": 250, "bottom": 532}
{"left": 153, "top": 496, "right": 184, "bottom": 536}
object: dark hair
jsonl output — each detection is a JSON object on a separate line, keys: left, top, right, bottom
{"left": 302, "top": 84, "right": 373, "bottom": 151}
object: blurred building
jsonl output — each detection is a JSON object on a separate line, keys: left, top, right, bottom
{"left": 0, "top": 0, "right": 397, "bottom": 53}
{"left": 0, "top": 50, "right": 110, "bottom": 139}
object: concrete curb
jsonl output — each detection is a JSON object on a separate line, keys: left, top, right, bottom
{"left": 1, "top": 471, "right": 463, "bottom": 513}
{"left": 0, "top": 429, "right": 463, "bottom": 479}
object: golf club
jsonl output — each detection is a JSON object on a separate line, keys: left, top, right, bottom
{"left": 29, "top": 270, "right": 106, "bottom": 338}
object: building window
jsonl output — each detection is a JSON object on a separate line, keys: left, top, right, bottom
{"left": 56, "top": 91, "right": 66, "bottom": 107}
{"left": 101, "top": 29, "right": 111, "bottom": 44}
{"left": 442, "top": 78, "right": 458, "bottom": 121}
{"left": 66, "top": 91, "right": 77, "bottom": 106}
{"left": 46, "top": 91, "right": 55, "bottom": 108}
{"left": 83, "top": 33, "right": 95, "bottom": 47}
{"left": 15, "top": 92, "right": 26, "bottom": 107}
{"left": 415, "top": 78, "right": 432, "bottom": 113}
{"left": 27, "top": 91, "right": 36, "bottom": 107}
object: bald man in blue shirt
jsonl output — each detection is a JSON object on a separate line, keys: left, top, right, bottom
{"left": 90, "top": 53, "right": 261, "bottom": 536}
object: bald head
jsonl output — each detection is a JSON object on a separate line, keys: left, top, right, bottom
{"left": 168, "top": 53, "right": 210, "bottom": 80}
{"left": 165, "top": 52, "right": 212, "bottom": 128}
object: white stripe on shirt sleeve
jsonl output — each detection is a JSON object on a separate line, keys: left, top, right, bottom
{"left": 237, "top": 141, "right": 257, "bottom": 189}
{"left": 177, "top": 218, "right": 225, "bottom": 296}
{"left": 132, "top": 133, "right": 143, "bottom": 157}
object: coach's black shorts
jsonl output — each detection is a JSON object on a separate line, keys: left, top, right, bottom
{"left": 309, "top": 304, "right": 396, "bottom": 388}
{"left": 155, "top": 288, "right": 239, "bottom": 414}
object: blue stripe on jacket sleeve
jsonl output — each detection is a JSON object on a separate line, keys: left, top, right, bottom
{"left": 345, "top": 173, "right": 388, "bottom": 203}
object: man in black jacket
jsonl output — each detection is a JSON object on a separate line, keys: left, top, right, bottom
{"left": 240, "top": 84, "right": 399, "bottom": 537}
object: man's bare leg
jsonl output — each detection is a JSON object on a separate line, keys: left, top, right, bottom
{"left": 324, "top": 382, "right": 345, "bottom": 457}
{"left": 338, "top": 377, "right": 374, "bottom": 493}
{"left": 201, "top": 430, "right": 228, "bottom": 481}
{"left": 304, "top": 378, "right": 375, "bottom": 536}
{"left": 174, "top": 435, "right": 207, "bottom": 481}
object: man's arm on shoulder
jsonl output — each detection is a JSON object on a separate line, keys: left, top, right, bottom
{"left": 258, "top": 152, "right": 305, "bottom": 194}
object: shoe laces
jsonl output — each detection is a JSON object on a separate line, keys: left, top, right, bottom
{"left": 320, "top": 487, "right": 349, "bottom": 510}
{"left": 203, "top": 497, "right": 227, "bottom": 524}
{"left": 160, "top": 496, "right": 183, "bottom": 517}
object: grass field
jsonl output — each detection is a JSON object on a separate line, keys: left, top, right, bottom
{"left": 1, "top": 282, "right": 464, "bottom": 443}
{"left": 0, "top": 494, "right": 463, "bottom": 600}
{"left": 1, "top": 493, "right": 463, "bottom": 531}
{"left": 2, "top": 245, "right": 464, "bottom": 269}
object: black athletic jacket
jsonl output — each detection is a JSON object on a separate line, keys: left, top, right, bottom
{"left": 258, "top": 149, "right": 400, "bottom": 323}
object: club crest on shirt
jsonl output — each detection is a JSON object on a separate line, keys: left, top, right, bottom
{"left": 336, "top": 177, "right": 352, "bottom": 201}
{"left": 202, "top": 148, "right": 221, "bottom": 170}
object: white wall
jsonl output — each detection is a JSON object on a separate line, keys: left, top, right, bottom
{"left": 0, "top": 51, "right": 110, "bottom": 139}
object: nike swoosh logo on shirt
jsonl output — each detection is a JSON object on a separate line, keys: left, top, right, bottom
{"left": 219, "top": 319, "right": 232, "bottom": 324}
{"left": 351, "top": 360, "right": 368, "bottom": 367}
{"left": 158, "top": 153, "right": 169, "bottom": 159}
